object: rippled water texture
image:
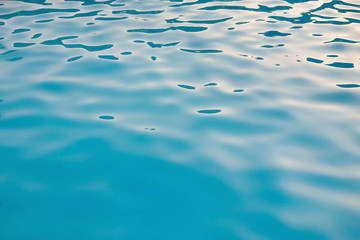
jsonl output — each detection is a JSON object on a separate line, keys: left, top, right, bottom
{"left": 1, "top": 0, "right": 360, "bottom": 239}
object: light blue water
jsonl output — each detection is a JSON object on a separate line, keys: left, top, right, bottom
{"left": 1, "top": 0, "right": 360, "bottom": 239}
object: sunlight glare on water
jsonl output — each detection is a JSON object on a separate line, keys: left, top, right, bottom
{"left": 0, "top": 0, "right": 360, "bottom": 239}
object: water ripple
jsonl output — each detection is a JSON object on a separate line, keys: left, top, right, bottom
{"left": 59, "top": 10, "right": 102, "bottom": 19}
{"left": 127, "top": 26, "right": 208, "bottom": 33}
{"left": 0, "top": 8, "right": 79, "bottom": 20}
{"left": 180, "top": 48, "right": 223, "bottom": 53}
{"left": 41, "top": 36, "right": 113, "bottom": 52}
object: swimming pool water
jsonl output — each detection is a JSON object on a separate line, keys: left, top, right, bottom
{"left": 0, "top": 0, "right": 360, "bottom": 239}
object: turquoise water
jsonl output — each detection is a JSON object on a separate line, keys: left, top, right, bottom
{"left": 1, "top": 0, "right": 360, "bottom": 239}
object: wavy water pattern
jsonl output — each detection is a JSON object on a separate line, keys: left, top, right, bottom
{"left": 1, "top": 0, "right": 360, "bottom": 239}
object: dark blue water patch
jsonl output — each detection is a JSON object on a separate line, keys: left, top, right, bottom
{"left": 13, "top": 42, "right": 36, "bottom": 48}
{"left": 313, "top": 20, "right": 351, "bottom": 25}
{"left": 0, "top": 21, "right": 4, "bottom": 26}
{"left": 69, "top": 0, "right": 125, "bottom": 6}
{"left": 1, "top": 50, "right": 16, "bottom": 55}
{"left": 197, "top": 109, "right": 221, "bottom": 114}
{"left": 121, "top": 51, "right": 132, "bottom": 55}
{"left": 12, "top": 28, "right": 31, "bottom": 34}
{"left": 133, "top": 40, "right": 145, "bottom": 43}
{"left": 236, "top": 21, "right": 249, "bottom": 25}
{"left": 290, "top": 26, "right": 302, "bottom": 29}
{"left": 31, "top": 33, "right": 42, "bottom": 39}
{"left": 0, "top": 41, "right": 4, "bottom": 48}
{"left": 112, "top": 10, "right": 164, "bottom": 15}
{"left": 41, "top": 36, "right": 113, "bottom": 52}
{"left": 324, "top": 38, "right": 359, "bottom": 44}
{"left": 42, "top": 35, "right": 78, "bottom": 42}
{"left": 59, "top": 10, "right": 102, "bottom": 19}
{"left": 180, "top": 48, "right": 222, "bottom": 53}
{"left": 261, "top": 45, "right": 273, "bottom": 48}
{"left": 256, "top": 57, "right": 264, "bottom": 60}
{"left": 16, "top": 0, "right": 51, "bottom": 5}
{"left": 151, "top": 56, "right": 156, "bottom": 61}
{"left": 178, "top": 84, "right": 195, "bottom": 90}
{"left": 301, "top": 0, "right": 360, "bottom": 13}
{"left": 312, "top": 33, "right": 323, "bottom": 36}
{"left": 7, "top": 57, "right": 23, "bottom": 61}
{"left": 227, "top": 27, "right": 235, "bottom": 30}
{"left": 306, "top": 57, "right": 323, "bottom": 64}
{"left": 338, "top": 7, "right": 360, "bottom": 13}
{"left": 327, "top": 55, "right": 338, "bottom": 57}
{"left": 336, "top": 84, "right": 360, "bottom": 88}
{"left": 311, "top": 14, "right": 337, "bottom": 20}
{"left": 127, "top": 26, "right": 207, "bottom": 34}
{"left": 325, "top": 62, "right": 354, "bottom": 68}
{"left": 95, "top": 17, "right": 128, "bottom": 21}
{"left": 67, "top": 56, "right": 83, "bottom": 62}
{"left": 269, "top": 13, "right": 312, "bottom": 24}
{"left": 166, "top": 17, "right": 233, "bottom": 24}
{"left": 147, "top": 41, "right": 180, "bottom": 48}
{"left": 284, "top": 0, "right": 317, "bottom": 3}
{"left": 0, "top": 8, "right": 79, "bottom": 20}
{"left": 35, "top": 19, "right": 54, "bottom": 23}
{"left": 144, "top": 128, "right": 156, "bottom": 131}
{"left": 204, "top": 83, "right": 217, "bottom": 86}
{"left": 86, "top": 22, "right": 94, "bottom": 25}
{"left": 259, "top": 31, "right": 291, "bottom": 37}
{"left": 98, "top": 55, "right": 119, "bottom": 60}
{"left": 165, "top": 17, "right": 198, "bottom": 23}
{"left": 170, "top": 0, "right": 235, "bottom": 8}
{"left": 198, "top": 4, "right": 292, "bottom": 13}
{"left": 233, "top": 89, "right": 244, "bottom": 93}
{"left": 99, "top": 115, "right": 114, "bottom": 120}
{"left": 345, "top": 17, "right": 360, "bottom": 24}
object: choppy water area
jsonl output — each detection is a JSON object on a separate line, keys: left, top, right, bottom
{"left": 1, "top": 0, "right": 360, "bottom": 239}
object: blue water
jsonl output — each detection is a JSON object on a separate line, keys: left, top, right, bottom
{"left": 1, "top": 0, "right": 360, "bottom": 239}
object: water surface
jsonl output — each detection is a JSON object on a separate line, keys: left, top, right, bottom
{"left": 0, "top": 0, "right": 360, "bottom": 239}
